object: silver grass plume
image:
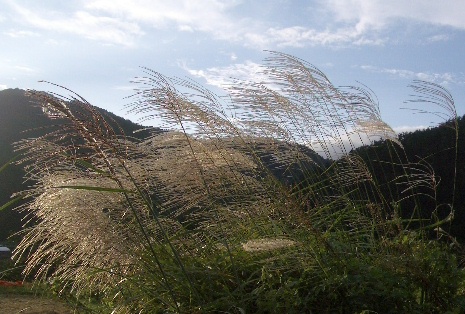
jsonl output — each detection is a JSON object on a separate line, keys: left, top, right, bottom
{"left": 11, "top": 52, "right": 444, "bottom": 313}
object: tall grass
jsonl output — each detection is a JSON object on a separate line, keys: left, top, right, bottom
{"left": 11, "top": 52, "right": 465, "bottom": 313}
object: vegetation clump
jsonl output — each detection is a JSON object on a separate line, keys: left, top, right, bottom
{"left": 4, "top": 52, "right": 465, "bottom": 313}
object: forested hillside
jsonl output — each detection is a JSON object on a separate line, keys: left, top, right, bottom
{"left": 0, "top": 89, "right": 53, "bottom": 241}
{"left": 354, "top": 115, "right": 465, "bottom": 241}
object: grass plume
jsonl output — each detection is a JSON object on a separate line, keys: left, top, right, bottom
{"left": 9, "top": 52, "right": 465, "bottom": 313}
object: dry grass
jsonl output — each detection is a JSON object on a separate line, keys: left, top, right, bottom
{"left": 242, "top": 238, "right": 297, "bottom": 252}
{"left": 1, "top": 294, "right": 73, "bottom": 314}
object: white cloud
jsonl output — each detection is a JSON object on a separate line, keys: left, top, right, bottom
{"left": 360, "top": 65, "right": 464, "bottom": 86}
{"left": 4, "top": 0, "right": 465, "bottom": 49}
{"left": 393, "top": 125, "right": 427, "bottom": 134}
{"left": 0, "top": 59, "right": 37, "bottom": 78}
{"left": 178, "top": 25, "right": 194, "bottom": 32}
{"left": 427, "top": 34, "right": 450, "bottom": 43}
{"left": 0, "top": 84, "right": 7, "bottom": 90}
{"left": 321, "top": 62, "right": 334, "bottom": 68}
{"left": 6, "top": 0, "right": 381, "bottom": 48}
{"left": 113, "top": 85, "right": 134, "bottom": 91}
{"left": 85, "top": 0, "right": 245, "bottom": 41}
{"left": 182, "top": 61, "right": 268, "bottom": 89}
{"left": 325, "top": 0, "right": 465, "bottom": 30}
{"left": 4, "top": 29, "right": 39, "bottom": 38}
{"left": 305, "top": 0, "right": 465, "bottom": 47}
{"left": 263, "top": 26, "right": 349, "bottom": 47}
{"left": 13, "top": 65, "right": 37, "bottom": 75}
{"left": 265, "top": 25, "right": 386, "bottom": 47}
{"left": 7, "top": 2, "right": 143, "bottom": 47}
{"left": 83, "top": 0, "right": 456, "bottom": 48}
{"left": 306, "top": 128, "right": 400, "bottom": 159}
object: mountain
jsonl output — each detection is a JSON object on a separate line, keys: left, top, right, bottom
{"left": 353, "top": 115, "right": 465, "bottom": 241}
{"left": 0, "top": 88, "right": 159, "bottom": 241}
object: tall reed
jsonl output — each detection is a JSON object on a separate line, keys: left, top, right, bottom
{"left": 11, "top": 52, "right": 464, "bottom": 313}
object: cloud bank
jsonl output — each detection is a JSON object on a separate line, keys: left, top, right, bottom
{"left": 5, "top": 0, "right": 465, "bottom": 48}
{"left": 360, "top": 65, "right": 464, "bottom": 86}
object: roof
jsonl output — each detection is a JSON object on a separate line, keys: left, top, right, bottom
{"left": 0, "top": 246, "right": 11, "bottom": 252}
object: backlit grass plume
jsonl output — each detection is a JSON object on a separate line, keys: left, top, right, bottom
{"left": 12, "top": 52, "right": 464, "bottom": 313}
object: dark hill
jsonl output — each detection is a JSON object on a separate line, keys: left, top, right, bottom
{"left": 0, "top": 88, "right": 160, "bottom": 241}
{"left": 354, "top": 115, "right": 465, "bottom": 241}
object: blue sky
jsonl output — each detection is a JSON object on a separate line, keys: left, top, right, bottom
{"left": 1, "top": 0, "right": 464, "bottom": 133}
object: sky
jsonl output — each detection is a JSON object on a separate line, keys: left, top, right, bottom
{"left": 1, "top": 0, "right": 464, "bottom": 134}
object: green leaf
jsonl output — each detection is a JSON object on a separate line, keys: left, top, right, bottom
{"left": 0, "top": 156, "right": 22, "bottom": 212}
{"left": 53, "top": 185, "right": 134, "bottom": 193}
{"left": 0, "top": 194, "right": 24, "bottom": 212}
{"left": 0, "top": 155, "right": 19, "bottom": 173}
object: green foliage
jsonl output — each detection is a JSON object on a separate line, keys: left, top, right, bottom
{"left": 6, "top": 52, "right": 465, "bottom": 313}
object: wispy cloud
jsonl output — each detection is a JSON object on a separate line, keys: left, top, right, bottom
{"left": 250, "top": 26, "right": 385, "bottom": 48}
{"left": 3, "top": 29, "right": 39, "bottom": 38}
{"left": 182, "top": 61, "right": 268, "bottom": 89}
{"left": 427, "top": 34, "right": 450, "bottom": 43}
{"left": 111, "top": 0, "right": 465, "bottom": 46}
{"left": 112, "top": 85, "right": 134, "bottom": 91}
{"left": 7, "top": 2, "right": 143, "bottom": 47}
{"left": 393, "top": 125, "right": 427, "bottom": 134}
{"left": 84, "top": 0, "right": 388, "bottom": 48}
{"left": 13, "top": 65, "right": 37, "bottom": 74}
{"left": 85, "top": 0, "right": 245, "bottom": 41}
{"left": 83, "top": 0, "right": 464, "bottom": 48}
{"left": 4, "top": 0, "right": 465, "bottom": 48}
{"left": 85, "top": 0, "right": 236, "bottom": 28}
{"left": 325, "top": 0, "right": 465, "bottom": 31}
{"left": 359, "top": 65, "right": 464, "bottom": 86}
{"left": 0, "top": 59, "right": 38, "bottom": 78}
